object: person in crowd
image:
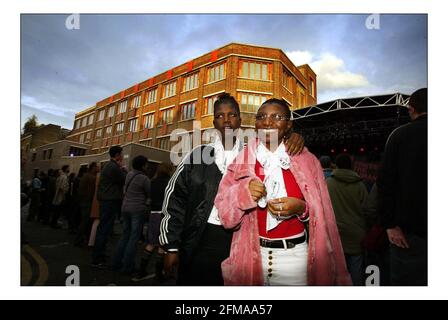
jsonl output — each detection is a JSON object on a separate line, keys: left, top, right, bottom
{"left": 215, "top": 98, "right": 351, "bottom": 286}
{"left": 133, "top": 162, "right": 172, "bottom": 282}
{"left": 27, "top": 171, "right": 43, "bottom": 222}
{"left": 112, "top": 155, "right": 151, "bottom": 274}
{"left": 88, "top": 172, "right": 101, "bottom": 247}
{"left": 161, "top": 94, "right": 305, "bottom": 285}
{"left": 377, "top": 88, "right": 428, "bottom": 285}
{"left": 37, "top": 171, "right": 48, "bottom": 223}
{"left": 92, "top": 146, "right": 127, "bottom": 268}
{"left": 319, "top": 155, "right": 333, "bottom": 179}
{"left": 74, "top": 162, "right": 99, "bottom": 247}
{"left": 42, "top": 169, "right": 57, "bottom": 225}
{"left": 362, "top": 183, "right": 390, "bottom": 286}
{"left": 326, "top": 153, "right": 369, "bottom": 285}
{"left": 50, "top": 165, "right": 70, "bottom": 229}
{"left": 66, "top": 172, "right": 77, "bottom": 234}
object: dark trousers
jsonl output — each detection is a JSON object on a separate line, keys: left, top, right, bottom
{"left": 390, "top": 233, "right": 427, "bottom": 286}
{"left": 177, "top": 223, "right": 232, "bottom": 286}
{"left": 50, "top": 203, "right": 65, "bottom": 227}
{"left": 92, "top": 200, "right": 122, "bottom": 263}
{"left": 74, "top": 202, "right": 92, "bottom": 245}
{"left": 27, "top": 191, "right": 41, "bottom": 221}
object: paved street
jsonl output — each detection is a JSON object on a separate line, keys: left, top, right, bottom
{"left": 21, "top": 203, "right": 175, "bottom": 286}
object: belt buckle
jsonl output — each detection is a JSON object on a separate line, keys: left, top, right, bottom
{"left": 260, "top": 238, "right": 268, "bottom": 247}
{"left": 286, "top": 241, "right": 295, "bottom": 249}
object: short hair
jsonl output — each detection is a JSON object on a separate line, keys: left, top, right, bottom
{"left": 214, "top": 93, "right": 240, "bottom": 116}
{"left": 132, "top": 155, "right": 148, "bottom": 171}
{"left": 109, "top": 145, "right": 123, "bottom": 158}
{"left": 61, "top": 165, "right": 70, "bottom": 172}
{"left": 260, "top": 98, "right": 291, "bottom": 120}
{"left": 409, "top": 88, "right": 427, "bottom": 114}
{"left": 319, "top": 155, "right": 332, "bottom": 169}
{"left": 88, "top": 162, "right": 98, "bottom": 171}
{"left": 335, "top": 154, "right": 352, "bottom": 170}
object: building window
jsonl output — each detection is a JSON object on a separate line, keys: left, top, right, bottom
{"left": 181, "top": 101, "right": 196, "bottom": 120}
{"left": 310, "top": 78, "right": 315, "bottom": 97}
{"left": 158, "top": 137, "right": 170, "bottom": 150}
{"left": 69, "top": 146, "right": 86, "bottom": 156}
{"left": 206, "top": 62, "right": 226, "bottom": 83}
{"left": 239, "top": 60, "right": 271, "bottom": 81}
{"left": 238, "top": 93, "right": 269, "bottom": 113}
{"left": 108, "top": 105, "right": 115, "bottom": 118}
{"left": 182, "top": 73, "right": 199, "bottom": 92}
{"left": 116, "top": 122, "right": 125, "bottom": 134}
{"left": 105, "top": 126, "right": 112, "bottom": 136}
{"left": 143, "top": 113, "right": 155, "bottom": 129}
{"left": 42, "top": 150, "right": 47, "bottom": 160}
{"left": 88, "top": 114, "right": 94, "bottom": 125}
{"left": 81, "top": 117, "right": 87, "bottom": 127}
{"left": 118, "top": 100, "right": 128, "bottom": 114}
{"left": 145, "top": 88, "right": 157, "bottom": 104}
{"left": 163, "top": 81, "right": 177, "bottom": 98}
{"left": 282, "top": 69, "right": 294, "bottom": 92}
{"left": 48, "top": 149, "right": 53, "bottom": 160}
{"left": 32, "top": 153, "right": 36, "bottom": 162}
{"left": 79, "top": 133, "right": 85, "bottom": 143}
{"left": 98, "top": 109, "right": 105, "bottom": 121}
{"left": 128, "top": 118, "right": 138, "bottom": 132}
{"left": 140, "top": 140, "right": 152, "bottom": 147}
{"left": 159, "top": 108, "right": 174, "bottom": 125}
{"left": 131, "top": 95, "right": 141, "bottom": 109}
{"left": 96, "top": 129, "right": 102, "bottom": 138}
{"left": 86, "top": 131, "right": 91, "bottom": 142}
{"left": 203, "top": 95, "right": 220, "bottom": 115}
{"left": 75, "top": 119, "right": 80, "bottom": 129}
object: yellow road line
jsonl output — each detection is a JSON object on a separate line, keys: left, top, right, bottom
{"left": 21, "top": 255, "right": 32, "bottom": 286}
{"left": 23, "top": 245, "right": 49, "bottom": 286}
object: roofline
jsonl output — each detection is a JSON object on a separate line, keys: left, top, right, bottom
{"left": 30, "top": 140, "right": 91, "bottom": 150}
{"left": 75, "top": 42, "right": 316, "bottom": 116}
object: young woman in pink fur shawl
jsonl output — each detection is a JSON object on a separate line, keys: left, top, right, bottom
{"left": 215, "top": 99, "right": 352, "bottom": 286}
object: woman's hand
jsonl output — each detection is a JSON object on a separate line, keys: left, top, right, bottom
{"left": 249, "top": 179, "right": 267, "bottom": 202}
{"left": 268, "top": 197, "right": 306, "bottom": 218}
{"left": 284, "top": 132, "right": 305, "bottom": 156}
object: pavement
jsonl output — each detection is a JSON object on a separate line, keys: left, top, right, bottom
{"left": 21, "top": 203, "right": 175, "bottom": 286}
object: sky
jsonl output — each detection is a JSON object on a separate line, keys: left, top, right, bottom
{"left": 20, "top": 14, "right": 427, "bottom": 130}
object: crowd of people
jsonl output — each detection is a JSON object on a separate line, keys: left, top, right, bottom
{"left": 22, "top": 88, "right": 427, "bottom": 286}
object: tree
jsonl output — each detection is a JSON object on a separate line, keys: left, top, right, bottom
{"left": 23, "top": 115, "right": 38, "bottom": 135}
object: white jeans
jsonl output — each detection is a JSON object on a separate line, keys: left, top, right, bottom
{"left": 260, "top": 242, "right": 308, "bottom": 285}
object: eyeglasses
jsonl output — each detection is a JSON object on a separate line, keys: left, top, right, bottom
{"left": 255, "top": 113, "right": 290, "bottom": 122}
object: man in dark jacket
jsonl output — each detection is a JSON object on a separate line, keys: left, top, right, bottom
{"left": 377, "top": 88, "right": 427, "bottom": 285}
{"left": 92, "top": 146, "right": 127, "bottom": 267}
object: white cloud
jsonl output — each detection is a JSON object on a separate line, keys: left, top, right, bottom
{"left": 285, "top": 50, "right": 313, "bottom": 66}
{"left": 21, "top": 95, "right": 76, "bottom": 118}
{"left": 286, "top": 51, "right": 370, "bottom": 94}
{"left": 311, "top": 53, "right": 370, "bottom": 91}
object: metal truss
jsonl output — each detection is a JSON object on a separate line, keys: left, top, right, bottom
{"left": 292, "top": 93, "right": 410, "bottom": 120}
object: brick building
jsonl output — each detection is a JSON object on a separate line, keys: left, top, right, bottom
{"left": 66, "top": 43, "right": 317, "bottom": 153}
